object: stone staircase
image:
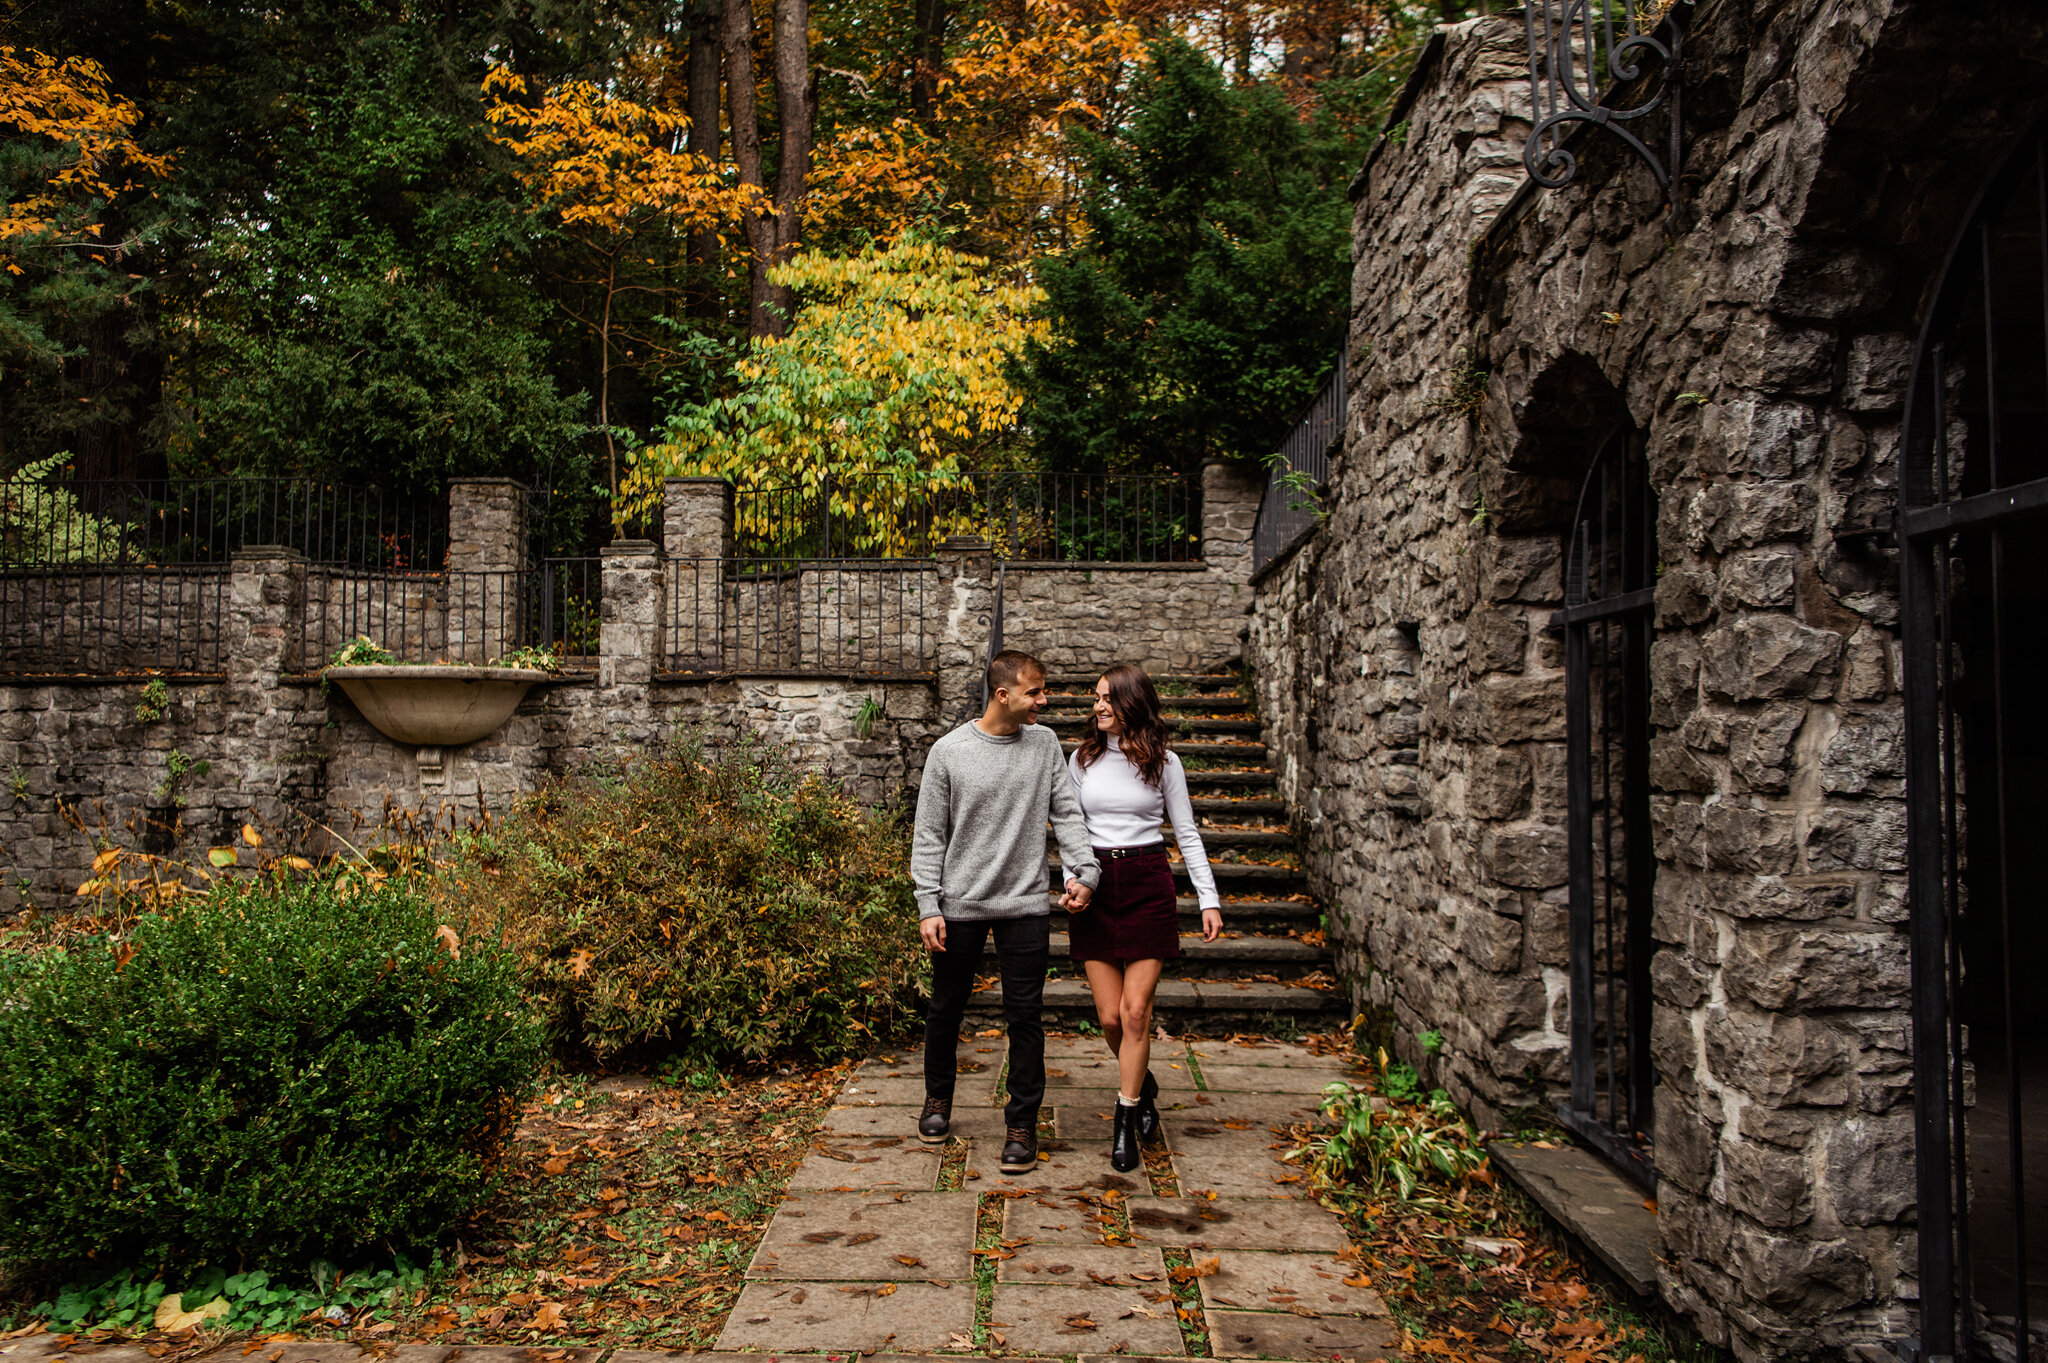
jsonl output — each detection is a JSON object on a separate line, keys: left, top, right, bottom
{"left": 970, "top": 670, "right": 1347, "bottom": 1031}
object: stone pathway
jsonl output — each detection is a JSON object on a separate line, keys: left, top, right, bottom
{"left": 717, "top": 1033, "right": 1400, "bottom": 1359}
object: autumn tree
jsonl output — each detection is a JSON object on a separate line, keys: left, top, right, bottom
{"left": 484, "top": 67, "right": 760, "bottom": 497}
{"left": 624, "top": 236, "right": 1044, "bottom": 551}
{"left": 0, "top": 46, "right": 171, "bottom": 473}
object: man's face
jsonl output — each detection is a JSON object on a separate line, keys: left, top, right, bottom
{"left": 996, "top": 667, "right": 1048, "bottom": 723}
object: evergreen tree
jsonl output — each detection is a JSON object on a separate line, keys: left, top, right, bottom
{"left": 1018, "top": 37, "right": 1371, "bottom": 477}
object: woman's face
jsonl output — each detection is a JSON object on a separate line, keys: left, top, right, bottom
{"left": 1093, "top": 678, "right": 1122, "bottom": 735}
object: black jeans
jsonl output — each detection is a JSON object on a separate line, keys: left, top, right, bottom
{"left": 924, "top": 913, "right": 1048, "bottom": 1129}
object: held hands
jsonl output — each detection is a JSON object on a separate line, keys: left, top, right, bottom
{"left": 921, "top": 917, "right": 948, "bottom": 953}
{"left": 1202, "top": 907, "right": 1223, "bottom": 943}
{"left": 1062, "top": 878, "right": 1094, "bottom": 911}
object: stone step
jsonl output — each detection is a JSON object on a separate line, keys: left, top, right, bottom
{"left": 1045, "top": 672, "right": 1239, "bottom": 689}
{"left": 1041, "top": 714, "right": 1263, "bottom": 736}
{"left": 968, "top": 977, "right": 1346, "bottom": 1023}
{"left": 1192, "top": 797, "right": 1285, "bottom": 817}
{"left": 1060, "top": 739, "right": 1266, "bottom": 759}
{"left": 1044, "top": 827, "right": 1295, "bottom": 850}
{"left": 1044, "top": 895, "right": 1322, "bottom": 931}
{"left": 1042, "top": 693, "right": 1253, "bottom": 713}
{"left": 1180, "top": 770, "right": 1277, "bottom": 790}
{"left": 1049, "top": 855, "right": 1301, "bottom": 886}
{"left": 982, "top": 931, "right": 1328, "bottom": 978}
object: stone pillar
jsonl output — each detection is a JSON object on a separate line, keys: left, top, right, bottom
{"left": 600, "top": 539, "right": 662, "bottom": 688}
{"left": 663, "top": 477, "right": 733, "bottom": 561}
{"left": 228, "top": 546, "right": 306, "bottom": 684}
{"left": 446, "top": 479, "right": 528, "bottom": 663}
{"left": 663, "top": 479, "right": 729, "bottom": 672}
{"left": 1201, "top": 458, "right": 1266, "bottom": 583}
{"left": 932, "top": 536, "right": 995, "bottom": 725}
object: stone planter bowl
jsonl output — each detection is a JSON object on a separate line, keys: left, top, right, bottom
{"left": 326, "top": 665, "right": 550, "bottom": 747}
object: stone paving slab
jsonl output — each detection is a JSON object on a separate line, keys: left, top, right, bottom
{"left": 747, "top": 1191, "right": 977, "bottom": 1281}
{"left": 1194, "top": 1064, "right": 1349, "bottom": 1095}
{"left": 1169, "top": 1138, "right": 1310, "bottom": 1197}
{"left": 1189, "top": 1041, "right": 1351, "bottom": 1069}
{"left": 1197, "top": 1251, "right": 1389, "bottom": 1317}
{"left": 717, "top": 1280, "right": 973, "bottom": 1353}
{"left": 440, "top": 1350, "right": 601, "bottom": 1363}
{"left": 1489, "top": 1140, "right": 1658, "bottom": 1296}
{"left": 998, "top": 1244, "right": 1170, "bottom": 1286}
{"left": 989, "top": 1283, "right": 1185, "bottom": 1357}
{"left": 821, "top": 1105, "right": 930, "bottom": 1138}
{"left": 1152, "top": 1093, "right": 1326, "bottom": 1126}
{"left": 9, "top": 1347, "right": 157, "bottom": 1363}
{"left": 1126, "top": 1197, "right": 1350, "bottom": 1252}
{"left": 1002, "top": 1192, "right": 1127, "bottom": 1246}
{"left": 1042, "top": 1053, "right": 1198, "bottom": 1092}
{"left": 788, "top": 1134, "right": 944, "bottom": 1191}
{"left": 1204, "top": 1308, "right": 1401, "bottom": 1358}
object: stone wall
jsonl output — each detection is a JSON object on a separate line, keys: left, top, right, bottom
{"left": 1, "top": 467, "right": 1262, "bottom": 910}
{"left": 1248, "top": 3, "right": 2048, "bottom": 1359}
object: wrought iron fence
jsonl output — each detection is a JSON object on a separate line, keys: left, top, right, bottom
{"left": 665, "top": 558, "right": 937, "bottom": 676}
{"left": 0, "top": 566, "right": 229, "bottom": 677}
{"left": 1253, "top": 344, "right": 1346, "bottom": 575}
{"left": 0, "top": 475, "right": 448, "bottom": 569}
{"left": 302, "top": 560, "right": 602, "bottom": 670}
{"left": 731, "top": 472, "right": 1198, "bottom": 563}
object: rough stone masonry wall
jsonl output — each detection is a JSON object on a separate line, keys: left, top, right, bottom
{"left": 1248, "top": 4, "right": 2048, "bottom": 1359}
{"left": 1, "top": 465, "right": 1263, "bottom": 910}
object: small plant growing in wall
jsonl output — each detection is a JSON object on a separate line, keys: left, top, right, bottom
{"left": 9, "top": 767, "right": 27, "bottom": 804}
{"left": 133, "top": 677, "right": 170, "bottom": 724}
{"left": 853, "top": 694, "right": 885, "bottom": 739}
{"left": 155, "top": 750, "right": 210, "bottom": 809}
{"left": 1429, "top": 348, "right": 1490, "bottom": 423}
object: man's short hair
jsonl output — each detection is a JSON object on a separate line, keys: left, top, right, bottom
{"left": 987, "top": 648, "right": 1044, "bottom": 696}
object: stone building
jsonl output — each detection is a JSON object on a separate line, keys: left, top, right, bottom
{"left": 1248, "top": 2, "right": 2048, "bottom": 1358}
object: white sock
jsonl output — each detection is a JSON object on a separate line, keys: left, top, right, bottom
{"left": 1118, "top": 1093, "right": 1140, "bottom": 1106}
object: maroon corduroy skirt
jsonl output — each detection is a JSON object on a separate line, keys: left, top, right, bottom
{"left": 1068, "top": 844, "right": 1180, "bottom": 963}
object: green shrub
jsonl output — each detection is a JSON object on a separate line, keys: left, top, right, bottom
{"left": 442, "top": 733, "right": 923, "bottom": 1064}
{"left": 0, "top": 876, "right": 543, "bottom": 1271}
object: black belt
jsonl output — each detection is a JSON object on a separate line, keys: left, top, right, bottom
{"left": 1094, "top": 844, "right": 1164, "bottom": 860}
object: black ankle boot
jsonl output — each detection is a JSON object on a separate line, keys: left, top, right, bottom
{"left": 1135, "top": 1070, "right": 1162, "bottom": 1145}
{"left": 1111, "top": 1102, "right": 1142, "bottom": 1173}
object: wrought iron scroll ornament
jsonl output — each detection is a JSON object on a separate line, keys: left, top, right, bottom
{"left": 1522, "top": 1, "right": 1683, "bottom": 203}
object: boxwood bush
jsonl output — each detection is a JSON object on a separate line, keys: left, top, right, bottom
{"left": 441, "top": 733, "right": 923, "bottom": 1064}
{"left": 0, "top": 876, "right": 542, "bottom": 1271}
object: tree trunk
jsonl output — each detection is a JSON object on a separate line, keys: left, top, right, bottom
{"left": 686, "top": 0, "right": 724, "bottom": 321}
{"left": 765, "top": 0, "right": 815, "bottom": 333}
{"left": 723, "top": 0, "right": 814, "bottom": 338}
{"left": 910, "top": 0, "right": 947, "bottom": 126}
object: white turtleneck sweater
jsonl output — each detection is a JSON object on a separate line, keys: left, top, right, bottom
{"left": 1067, "top": 735, "right": 1222, "bottom": 910}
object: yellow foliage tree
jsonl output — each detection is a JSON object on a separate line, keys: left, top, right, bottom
{"left": 0, "top": 46, "right": 171, "bottom": 263}
{"left": 805, "top": 0, "right": 1147, "bottom": 263}
{"left": 481, "top": 67, "right": 763, "bottom": 494}
{"left": 622, "top": 236, "right": 1046, "bottom": 553}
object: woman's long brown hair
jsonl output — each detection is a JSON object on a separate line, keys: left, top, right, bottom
{"left": 1074, "top": 663, "right": 1172, "bottom": 788}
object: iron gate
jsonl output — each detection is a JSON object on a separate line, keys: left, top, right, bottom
{"left": 1905, "top": 110, "right": 2048, "bottom": 1362}
{"left": 1556, "top": 427, "right": 1657, "bottom": 1188}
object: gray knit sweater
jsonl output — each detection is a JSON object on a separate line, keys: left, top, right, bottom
{"left": 912, "top": 721, "right": 1101, "bottom": 921}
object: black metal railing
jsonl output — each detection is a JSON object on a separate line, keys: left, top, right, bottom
{"left": 0, "top": 476, "right": 448, "bottom": 570}
{"left": 301, "top": 564, "right": 600, "bottom": 670}
{"left": 664, "top": 558, "right": 937, "bottom": 676}
{"left": 1253, "top": 344, "right": 1346, "bottom": 575}
{"left": 1903, "top": 109, "right": 2048, "bottom": 1363}
{"left": 731, "top": 472, "right": 1198, "bottom": 563}
{"left": 0, "top": 565, "right": 229, "bottom": 677}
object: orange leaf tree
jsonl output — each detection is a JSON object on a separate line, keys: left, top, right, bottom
{"left": 482, "top": 67, "right": 763, "bottom": 498}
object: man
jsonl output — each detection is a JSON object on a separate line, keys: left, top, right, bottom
{"left": 912, "top": 648, "right": 1099, "bottom": 1174}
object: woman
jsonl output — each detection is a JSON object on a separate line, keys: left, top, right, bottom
{"left": 1065, "top": 663, "right": 1223, "bottom": 1172}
